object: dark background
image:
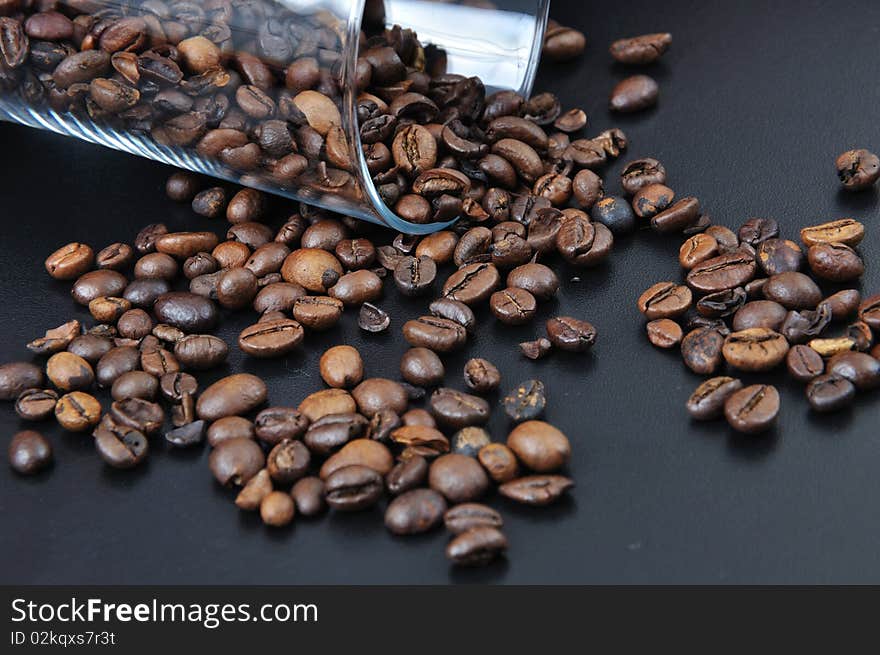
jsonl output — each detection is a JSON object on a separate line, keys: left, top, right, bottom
{"left": 2, "top": 0, "right": 880, "bottom": 584}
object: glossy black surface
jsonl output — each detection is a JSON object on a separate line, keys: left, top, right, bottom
{"left": 2, "top": 0, "right": 880, "bottom": 583}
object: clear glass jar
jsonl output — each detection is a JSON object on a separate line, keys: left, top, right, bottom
{"left": 0, "top": 0, "right": 549, "bottom": 233}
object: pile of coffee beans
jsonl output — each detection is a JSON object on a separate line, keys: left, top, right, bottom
{"left": 637, "top": 213, "right": 878, "bottom": 432}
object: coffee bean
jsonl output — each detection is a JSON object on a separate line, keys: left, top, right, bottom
{"left": 303, "top": 412, "right": 368, "bottom": 456}
{"left": 732, "top": 300, "right": 788, "bottom": 332}
{"left": 110, "top": 371, "right": 158, "bottom": 401}
{"left": 859, "top": 294, "right": 880, "bottom": 330}
{"left": 165, "top": 171, "right": 200, "bottom": 202}
{"left": 445, "top": 427, "right": 489, "bottom": 458}
{"left": 196, "top": 374, "right": 267, "bottom": 422}
{"left": 15, "top": 388, "right": 58, "bottom": 422}
{"left": 298, "top": 389, "right": 356, "bottom": 424}
{"left": 390, "top": 425, "right": 450, "bottom": 458}
{"left": 503, "top": 380, "right": 546, "bottom": 423}
{"left": 633, "top": 183, "right": 675, "bottom": 219}
{"left": 45, "top": 352, "right": 94, "bottom": 392}
{"left": 800, "top": 219, "right": 865, "bottom": 248}
{"left": 26, "top": 319, "right": 80, "bottom": 356}
{"left": 489, "top": 287, "right": 537, "bottom": 325}
{"left": 8, "top": 430, "right": 53, "bottom": 475}
{"left": 610, "top": 32, "right": 672, "bottom": 64}
{"left": 209, "top": 437, "right": 265, "bottom": 486}
{"left": 94, "top": 423, "right": 148, "bottom": 469}
{"left": 415, "top": 232, "right": 457, "bottom": 265}
{"left": 543, "top": 23, "right": 586, "bottom": 61}
{"left": 827, "top": 352, "right": 880, "bottom": 390}
{"left": 266, "top": 439, "right": 310, "bottom": 485}
{"left": 686, "top": 251, "right": 757, "bottom": 294}
{"left": 506, "top": 263, "right": 559, "bottom": 301}
{"left": 429, "top": 453, "right": 490, "bottom": 503}
{"left": 154, "top": 292, "right": 219, "bottom": 333}
{"left": 807, "top": 243, "right": 864, "bottom": 282}
{"left": 55, "top": 392, "right": 101, "bottom": 432}
{"left": 681, "top": 327, "right": 725, "bottom": 375}
{"left": 571, "top": 169, "right": 604, "bottom": 210}
{"left": 847, "top": 321, "right": 874, "bottom": 352}
{"left": 430, "top": 388, "right": 490, "bottom": 430}
{"left": 386, "top": 455, "right": 429, "bottom": 496}
{"left": 95, "top": 243, "right": 134, "bottom": 271}
{"left": 780, "top": 305, "right": 832, "bottom": 344}
{"left": 738, "top": 218, "right": 779, "bottom": 246}
{"left": 610, "top": 75, "right": 658, "bottom": 113}
{"left": 446, "top": 526, "right": 508, "bottom": 566}
{"left": 403, "top": 316, "right": 467, "bottom": 353}
{"left": 679, "top": 233, "right": 719, "bottom": 269}
{"left": 212, "top": 242, "right": 250, "bottom": 270}
{"left": 324, "top": 464, "right": 384, "bottom": 512}
{"left": 281, "top": 248, "right": 344, "bottom": 294}
{"left": 238, "top": 319, "right": 304, "bottom": 358}
{"left": 506, "top": 419, "right": 570, "bottom": 472}
{"left": 71, "top": 270, "right": 128, "bottom": 306}
{"left": 45, "top": 242, "right": 94, "bottom": 280}
{"left": 545, "top": 316, "right": 597, "bottom": 352}
{"left": 0, "top": 363, "right": 45, "bottom": 401}
{"left": 756, "top": 238, "right": 803, "bottom": 276}
{"left": 400, "top": 347, "right": 445, "bottom": 387}
{"left": 393, "top": 255, "right": 436, "bottom": 297}
{"left": 557, "top": 215, "right": 614, "bottom": 267}
{"left": 320, "top": 438, "right": 393, "bottom": 479}
{"left": 290, "top": 477, "right": 326, "bottom": 517}
{"left": 686, "top": 377, "right": 743, "bottom": 420}
{"left": 646, "top": 319, "right": 683, "bottom": 348}
{"left": 206, "top": 417, "right": 255, "bottom": 447}
{"left": 763, "top": 272, "right": 822, "bottom": 310}
{"left": 817, "top": 290, "right": 857, "bottom": 321}
{"left": 165, "top": 420, "right": 207, "bottom": 448}
{"left": 140, "top": 347, "right": 179, "bottom": 378}
{"left": 810, "top": 337, "right": 857, "bottom": 358}
{"left": 806, "top": 374, "right": 856, "bottom": 413}
{"left": 329, "top": 269, "right": 383, "bottom": 306}
{"left": 170, "top": 334, "right": 226, "bottom": 370}
{"left": 116, "top": 309, "right": 153, "bottom": 340}
{"left": 292, "top": 296, "right": 344, "bottom": 331}
{"left": 638, "top": 282, "right": 693, "bottom": 320}
{"left": 428, "top": 298, "right": 475, "bottom": 333}
{"left": 95, "top": 347, "right": 139, "bottom": 388}
{"left": 318, "top": 345, "right": 364, "bottom": 389}
{"left": 110, "top": 397, "right": 164, "bottom": 435}
{"left": 352, "top": 378, "right": 408, "bottom": 418}
{"left": 444, "top": 504, "right": 504, "bottom": 536}
{"left": 258, "top": 491, "right": 295, "bottom": 527}
{"left": 836, "top": 149, "right": 880, "bottom": 190}
{"left": 462, "top": 358, "right": 501, "bottom": 394}
{"left": 590, "top": 196, "right": 635, "bottom": 234}
{"left": 697, "top": 288, "right": 747, "bottom": 319}
{"left": 497, "top": 475, "right": 577, "bottom": 512}
{"left": 442, "top": 262, "right": 500, "bottom": 306}
{"left": 724, "top": 384, "right": 780, "bottom": 434}
{"left": 384, "top": 488, "right": 447, "bottom": 535}
{"left": 786, "top": 344, "right": 825, "bottom": 382}
{"left": 134, "top": 223, "right": 168, "bottom": 254}
{"left": 123, "top": 279, "right": 170, "bottom": 309}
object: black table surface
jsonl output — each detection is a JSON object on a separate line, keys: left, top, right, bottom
{"left": 2, "top": 0, "right": 880, "bottom": 585}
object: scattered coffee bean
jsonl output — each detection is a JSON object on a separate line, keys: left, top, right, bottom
{"left": 610, "top": 33, "right": 672, "bottom": 64}
{"left": 384, "top": 488, "right": 447, "bottom": 535}
{"left": 498, "top": 475, "right": 574, "bottom": 506}
{"left": 8, "top": 430, "right": 52, "bottom": 475}
{"left": 806, "top": 374, "right": 856, "bottom": 413}
{"left": 545, "top": 316, "right": 597, "bottom": 352}
{"left": 503, "top": 380, "right": 546, "bottom": 422}
{"left": 724, "top": 384, "right": 780, "bottom": 434}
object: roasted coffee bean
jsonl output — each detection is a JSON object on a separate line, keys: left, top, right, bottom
{"left": 827, "top": 352, "right": 880, "bottom": 390}
{"left": 475, "top": 443, "right": 518, "bottom": 483}
{"left": 696, "top": 288, "right": 747, "bottom": 318}
{"left": 196, "top": 373, "right": 267, "bottom": 422}
{"left": 442, "top": 263, "right": 501, "bottom": 306}
{"left": 646, "top": 319, "right": 683, "bottom": 349}
{"left": 96, "top": 243, "right": 134, "bottom": 271}
{"left": 251, "top": 407, "right": 307, "bottom": 446}
{"left": 722, "top": 328, "right": 789, "bottom": 372}
{"left": 325, "top": 464, "right": 384, "bottom": 512}
{"left": 110, "top": 397, "right": 164, "bottom": 435}
{"left": 553, "top": 108, "right": 588, "bottom": 133}
{"left": 290, "top": 477, "right": 326, "bottom": 517}
{"left": 681, "top": 327, "right": 725, "bottom": 375}
{"left": 800, "top": 219, "right": 865, "bottom": 248}
{"left": 266, "top": 439, "right": 310, "bottom": 485}
{"left": 95, "top": 346, "right": 139, "bottom": 388}
{"left": 327, "top": 270, "right": 382, "bottom": 306}
{"left": 115, "top": 309, "right": 152, "bottom": 340}
{"left": 757, "top": 239, "right": 803, "bottom": 276}
{"left": 860, "top": 294, "right": 880, "bottom": 330}
{"left": 733, "top": 300, "right": 789, "bottom": 332}
{"left": 786, "top": 345, "right": 825, "bottom": 382}
{"left": 0, "top": 363, "right": 45, "bottom": 401}
{"left": 462, "top": 358, "right": 501, "bottom": 394}
{"left": 556, "top": 216, "right": 614, "bottom": 267}
{"left": 8, "top": 430, "right": 53, "bottom": 475}
{"left": 430, "top": 388, "right": 490, "bottom": 430}
{"left": 123, "top": 279, "right": 170, "bottom": 309}
{"left": 154, "top": 292, "right": 218, "bottom": 333}
{"left": 94, "top": 424, "right": 148, "bottom": 469}
{"left": 351, "top": 301, "right": 387, "bottom": 333}
{"left": 403, "top": 316, "right": 467, "bottom": 353}
{"left": 171, "top": 334, "right": 227, "bottom": 370}
{"left": 384, "top": 488, "right": 447, "bottom": 535}
{"left": 301, "top": 219, "right": 348, "bottom": 252}
{"left": 506, "top": 419, "right": 570, "bottom": 472}
{"left": 209, "top": 437, "right": 265, "bottom": 487}
{"left": 383, "top": 456, "right": 427, "bottom": 497}
{"left": 506, "top": 263, "right": 559, "bottom": 301}
{"left": 15, "top": 388, "right": 58, "bottom": 422}
{"left": 253, "top": 282, "right": 305, "bottom": 314}
{"left": 393, "top": 255, "right": 436, "bottom": 297}
{"left": 836, "top": 149, "right": 880, "bottom": 190}
{"left": 429, "top": 453, "right": 490, "bottom": 503}
{"left": 686, "top": 377, "right": 743, "bottom": 420}
{"left": 571, "top": 169, "right": 604, "bottom": 210}
{"left": 745, "top": 278, "right": 769, "bottom": 298}
{"left": 679, "top": 233, "right": 719, "bottom": 269}
{"left": 304, "top": 413, "right": 368, "bottom": 456}
{"left": 139, "top": 347, "right": 179, "bottom": 377}
{"left": 847, "top": 321, "right": 874, "bottom": 352}
{"left": 206, "top": 417, "right": 255, "bottom": 447}
{"left": 390, "top": 425, "right": 450, "bottom": 457}
{"left": 809, "top": 337, "right": 857, "bottom": 358}
{"left": 110, "top": 371, "right": 158, "bottom": 401}
{"left": 45, "top": 242, "right": 94, "bottom": 280}
{"left": 292, "top": 296, "right": 344, "bottom": 331}
{"left": 820, "top": 289, "right": 862, "bottom": 321}
{"left": 638, "top": 282, "right": 693, "bottom": 320}
{"left": 806, "top": 374, "right": 856, "bottom": 413}
{"left": 489, "top": 287, "right": 537, "bottom": 325}
{"left": 738, "top": 218, "right": 779, "bottom": 246}
{"left": 234, "top": 469, "right": 272, "bottom": 511}
{"left": 610, "top": 32, "right": 672, "bottom": 64}
{"left": 545, "top": 316, "right": 597, "bottom": 352}
{"left": 215, "top": 267, "right": 258, "bottom": 310}
{"left": 763, "top": 272, "right": 822, "bottom": 310}
{"left": 650, "top": 197, "right": 701, "bottom": 233}
{"left": 45, "top": 352, "right": 94, "bottom": 392}
{"left": 621, "top": 158, "right": 667, "bottom": 195}
{"left": 367, "top": 408, "right": 401, "bottom": 444}
{"left": 446, "top": 526, "right": 508, "bottom": 566}
{"left": 352, "top": 378, "right": 408, "bottom": 418}
{"left": 334, "top": 238, "right": 376, "bottom": 270}
{"left": 449, "top": 426, "right": 491, "bottom": 458}
{"left": 807, "top": 243, "right": 864, "bottom": 282}
{"left": 319, "top": 345, "right": 364, "bottom": 389}
{"left": 400, "top": 348, "right": 445, "bottom": 387}
{"left": 238, "top": 319, "right": 304, "bottom": 358}
{"left": 502, "top": 380, "right": 546, "bottom": 422}
{"left": 444, "top": 503, "right": 503, "bottom": 534}
{"left": 260, "top": 491, "right": 295, "bottom": 527}
{"left": 244, "top": 243, "right": 290, "bottom": 278}
{"left": 158, "top": 372, "right": 198, "bottom": 405}
{"left": 632, "top": 183, "right": 675, "bottom": 219}
{"left": 415, "top": 231, "right": 457, "bottom": 265}
{"left": 281, "top": 248, "right": 344, "bottom": 294}
{"left": 686, "top": 251, "right": 757, "bottom": 294}
{"left": 26, "top": 319, "right": 80, "bottom": 355}
{"left": 592, "top": 195, "right": 636, "bottom": 234}
{"left": 610, "top": 75, "right": 659, "bottom": 112}
{"left": 499, "top": 475, "right": 574, "bottom": 506}
{"left": 212, "top": 242, "right": 250, "bottom": 270}
{"left": 55, "top": 391, "right": 101, "bottom": 432}
{"left": 226, "top": 188, "right": 265, "bottom": 223}
{"left": 543, "top": 23, "right": 586, "bottom": 61}
{"left": 134, "top": 223, "right": 168, "bottom": 254}
{"left": 299, "top": 389, "right": 357, "bottom": 424}
{"left": 165, "top": 171, "right": 200, "bottom": 202}
{"left": 154, "top": 232, "right": 220, "bottom": 260}
{"left": 724, "top": 384, "right": 780, "bottom": 434}
{"left": 780, "top": 305, "right": 832, "bottom": 344}
{"left": 165, "top": 420, "right": 206, "bottom": 448}
{"left": 71, "top": 270, "right": 128, "bottom": 306}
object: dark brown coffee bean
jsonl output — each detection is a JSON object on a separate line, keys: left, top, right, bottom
{"left": 26, "top": 319, "right": 80, "bottom": 356}
{"left": 153, "top": 292, "right": 218, "bottom": 333}
{"left": 390, "top": 425, "right": 450, "bottom": 457}
{"left": 429, "top": 453, "right": 490, "bottom": 503}
{"left": 216, "top": 267, "right": 259, "bottom": 310}
{"left": 290, "top": 477, "right": 326, "bottom": 517}
{"left": 170, "top": 334, "right": 226, "bottom": 370}
{"left": 15, "top": 388, "right": 58, "bottom": 422}
{"left": 196, "top": 373, "right": 267, "bottom": 422}
{"left": 756, "top": 239, "right": 803, "bottom": 276}
{"left": 139, "top": 347, "right": 179, "bottom": 378}
{"left": 325, "top": 464, "right": 384, "bottom": 511}
{"left": 780, "top": 305, "right": 832, "bottom": 344}
{"left": 96, "top": 243, "right": 134, "bottom": 271}
{"left": 234, "top": 468, "right": 271, "bottom": 511}
{"left": 207, "top": 417, "right": 255, "bottom": 448}
{"left": 800, "top": 219, "right": 865, "bottom": 248}
{"left": 94, "top": 423, "right": 148, "bottom": 469}
{"left": 45, "top": 242, "right": 94, "bottom": 280}
{"left": 253, "top": 283, "right": 305, "bottom": 314}
{"left": 446, "top": 526, "right": 508, "bottom": 566}
{"left": 293, "top": 296, "right": 344, "bottom": 331}
{"left": 679, "top": 233, "right": 719, "bottom": 269}
{"left": 543, "top": 23, "right": 587, "bottom": 61}
{"left": 545, "top": 316, "right": 597, "bottom": 352}
{"left": 637, "top": 282, "right": 693, "bottom": 320}
{"left": 556, "top": 215, "right": 614, "bottom": 267}
{"left": 165, "top": 171, "right": 200, "bottom": 203}
{"left": 71, "top": 270, "right": 128, "bottom": 306}
{"left": 786, "top": 345, "right": 825, "bottom": 382}
{"left": 827, "top": 352, "right": 880, "bottom": 390}
{"left": 733, "top": 300, "right": 788, "bottom": 332}
{"left": 238, "top": 319, "right": 304, "bottom": 358}
{"left": 45, "top": 352, "right": 94, "bottom": 392}
{"left": 506, "top": 263, "right": 559, "bottom": 301}
{"left": 860, "top": 294, "right": 880, "bottom": 330}
{"left": 648, "top": 197, "right": 699, "bottom": 233}
{"left": 572, "top": 169, "right": 604, "bottom": 210}
{"left": 95, "top": 347, "right": 139, "bottom": 388}
{"left": 133, "top": 223, "right": 168, "bottom": 254}
{"left": 430, "top": 388, "right": 490, "bottom": 430}
{"left": 316, "top": 345, "right": 363, "bottom": 389}
{"left": 806, "top": 374, "right": 856, "bottom": 413}
{"left": 724, "top": 384, "right": 780, "bottom": 434}
{"left": 265, "top": 439, "right": 310, "bottom": 485}
{"left": 444, "top": 503, "right": 503, "bottom": 534}
{"left": 620, "top": 158, "right": 666, "bottom": 194}
{"left": 836, "top": 149, "right": 880, "bottom": 190}
{"left": 686, "top": 377, "right": 743, "bottom": 420}
{"left": 0, "top": 363, "right": 44, "bottom": 401}
{"left": 696, "top": 287, "right": 747, "bottom": 318}
{"left": 159, "top": 372, "right": 198, "bottom": 404}
{"left": 52, "top": 50, "right": 110, "bottom": 88}
{"left": 738, "top": 218, "right": 779, "bottom": 246}
{"left": 681, "top": 327, "right": 725, "bottom": 375}
{"left": 123, "top": 279, "right": 169, "bottom": 309}
{"left": 610, "top": 32, "right": 672, "bottom": 64}
{"left": 303, "top": 413, "right": 368, "bottom": 456}
{"left": 632, "top": 183, "right": 675, "bottom": 219}
{"left": 463, "top": 358, "right": 501, "bottom": 394}
{"left": 503, "top": 379, "right": 546, "bottom": 422}
{"left": 393, "top": 255, "right": 436, "bottom": 297}
{"left": 281, "top": 248, "right": 344, "bottom": 294}
{"left": 8, "top": 430, "right": 53, "bottom": 475}
{"left": 400, "top": 348, "right": 445, "bottom": 387}
{"left": 165, "top": 420, "right": 206, "bottom": 448}
{"left": 447, "top": 427, "right": 489, "bottom": 458}
{"left": 489, "top": 287, "right": 537, "bottom": 325}
{"left": 610, "top": 75, "right": 659, "bottom": 112}
{"left": 352, "top": 378, "right": 408, "bottom": 418}
{"left": 384, "top": 488, "right": 447, "bottom": 535}
{"left": 403, "top": 316, "right": 467, "bottom": 352}
{"left": 209, "top": 437, "right": 265, "bottom": 487}
{"left": 429, "top": 298, "right": 476, "bottom": 334}
{"left": 807, "top": 243, "right": 865, "bottom": 282}
{"left": 553, "top": 108, "right": 587, "bottom": 133}
{"left": 498, "top": 474, "right": 574, "bottom": 505}
{"left": 686, "top": 251, "right": 757, "bottom": 294}
{"left": 763, "top": 272, "right": 823, "bottom": 310}
{"left": 259, "top": 491, "right": 295, "bottom": 528}
{"left": 109, "top": 397, "right": 164, "bottom": 435}
{"left": 367, "top": 408, "right": 401, "bottom": 444}
{"left": 847, "top": 321, "right": 874, "bottom": 352}
{"left": 646, "top": 319, "right": 683, "bottom": 349}
{"left": 115, "top": 309, "right": 152, "bottom": 340}
{"left": 381, "top": 456, "right": 426, "bottom": 497}
{"left": 110, "top": 371, "right": 158, "bottom": 401}
{"left": 334, "top": 238, "right": 376, "bottom": 270}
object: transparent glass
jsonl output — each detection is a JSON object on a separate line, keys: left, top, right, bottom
{"left": 0, "top": 0, "right": 549, "bottom": 233}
